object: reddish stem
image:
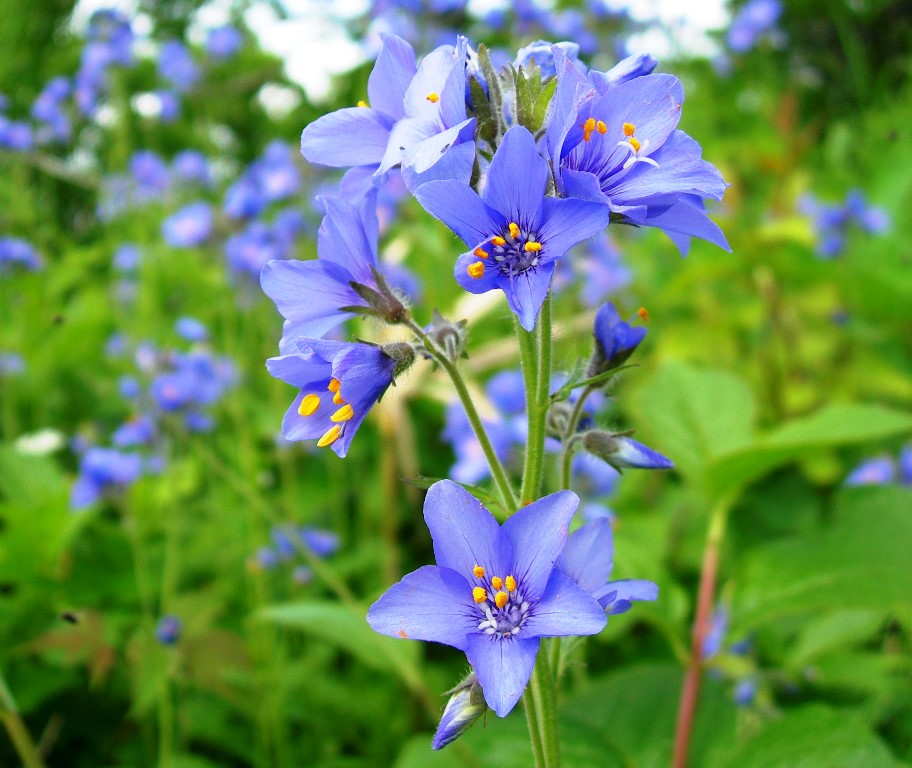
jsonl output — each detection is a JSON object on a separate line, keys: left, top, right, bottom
{"left": 671, "top": 503, "right": 727, "bottom": 768}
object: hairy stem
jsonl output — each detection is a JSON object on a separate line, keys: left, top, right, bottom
{"left": 558, "top": 384, "right": 595, "bottom": 491}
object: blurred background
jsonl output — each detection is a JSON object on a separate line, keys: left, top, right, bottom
{"left": 1, "top": 0, "right": 911, "bottom": 766}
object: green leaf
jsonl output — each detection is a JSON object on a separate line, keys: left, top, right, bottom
{"left": 733, "top": 486, "right": 912, "bottom": 630}
{"left": 707, "top": 403, "right": 912, "bottom": 496}
{"left": 632, "top": 362, "right": 756, "bottom": 481}
{"left": 257, "top": 601, "right": 423, "bottom": 693}
{"left": 790, "top": 609, "right": 886, "bottom": 667}
{"left": 716, "top": 705, "right": 900, "bottom": 768}
{"left": 531, "top": 77, "right": 557, "bottom": 134}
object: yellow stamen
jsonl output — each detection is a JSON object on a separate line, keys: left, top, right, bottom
{"left": 491, "top": 235, "right": 506, "bottom": 247}
{"left": 508, "top": 222, "right": 520, "bottom": 239}
{"left": 316, "top": 425, "right": 341, "bottom": 447}
{"left": 596, "top": 120, "right": 608, "bottom": 134}
{"left": 524, "top": 241, "right": 542, "bottom": 252}
{"left": 637, "top": 307, "right": 649, "bottom": 322}
{"left": 583, "top": 116, "right": 596, "bottom": 142}
{"left": 491, "top": 576, "right": 503, "bottom": 590}
{"left": 425, "top": 92, "right": 440, "bottom": 103}
{"left": 472, "top": 587, "right": 487, "bottom": 603}
{"left": 494, "top": 591, "right": 508, "bottom": 609}
{"left": 298, "top": 393, "right": 320, "bottom": 416}
{"left": 467, "top": 261, "right": 485, "bottom": 279}
{"left": 333, "top": 391, "right": 346, "bottom": 405}
{"left": 473, "top": 565, "right": 486, "bottom": 578}
{"left": 356, "top": 100, "right": 368, "bottom": 108}
{"left": 505, "top": 575, "right": 517, "bottom": 592}
{"left": 629, "top": 137, "right": 641, "bottom": 152}
{"left": 623, "top": 122, "right": 636, "bottom": 136}
{"left": 328, "top": 378, "right": 341, "bottom": 393}
{"left": 473, "top": 246, "right": 488, "bottom": 258}
{"left": 331, "top": 403, "right": 354, "bottom": 422}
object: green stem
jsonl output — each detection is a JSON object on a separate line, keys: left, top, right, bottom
{"left": 559, "top": 384, "right": 595, "bottom": 491}
{"left": 523, "top": 685, "right": 546, "bottom": 768}
{"left": 0, "top": 672, "right": 46, "bottom": 768}
{"left": 407, "top": 319, "right": 517, "bottom": 510}
{"left": 516, "top": 325, "right": 542, "bottom": 503}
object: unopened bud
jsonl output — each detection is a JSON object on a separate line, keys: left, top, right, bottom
{"left": 587, "top": 302, "right": 647, "bottom": 380}
{"left": 432, "top": 673, "right": 487, "bottom": 750}
{"left": 421, "top": 310, "right": 468, "bottom": 364}
{"left": 380, "top": 341, "right": 417, "bottom": 378}
{"left": 582, "top": 431, "right": 673, "bottom": 470}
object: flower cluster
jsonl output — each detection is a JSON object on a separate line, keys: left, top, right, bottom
{"left": 251, "top": 524, "right": 341, "bottom": 585}
{"left": 800, "top": 189, "right": 889, "bottom": 259}
{"left": 844, "top": 444, "right": 912, "bottom": 487}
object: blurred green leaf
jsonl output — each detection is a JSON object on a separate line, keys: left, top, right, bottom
{"left": 733, "top": 486, "right": 912, "bottom": 629}
{"left": 257, "top": 601, "right": 423, "bottom": 692}
{"left": 716, "top": 705, "right": 900, "bottom": 768}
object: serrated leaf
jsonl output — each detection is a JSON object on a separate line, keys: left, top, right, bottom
{"left": 257, "top": 601, "right": 423, "bottom": 693}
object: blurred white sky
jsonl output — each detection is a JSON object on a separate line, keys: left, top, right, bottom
{"left": 73, "top": 0, "right": 728, "bottom": 102}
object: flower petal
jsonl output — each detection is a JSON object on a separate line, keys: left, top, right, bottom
{"left": 265, "top": 352, "right": 328, "bottom": 389}
{"left": 367, "top": 565, "right": 476, "bottom": 650}
{"left": 482, "top": 126, "right": 547, "bottom": 224}
{"left": 408, "top": 117, "right": 476, "bottom": 174}
{"left": 454, "top": 247, "right": 500, "bottom": 295}
{"left": 300, "top": 108, "right": 393, "bottom": 168}
{"left": 556, "top": 518, "right": 615, "bottom": 595}
{"left": 424, "top": 480, "right": 512, "bottom": 581}
{"left": 465, "top": 633, "right": 539, "bottom": 717}
{"left": 522, "top": 569, "right": 608, "bottom": 637}
{"left": 413, "top": 180, "right": 500, "bottom": 246}
{"left": 502, "top": 490, "right": 579, "bottom": 600}
{"left": 592, "top": 73, "right": 684, "bottom": 156}
{"left": 596, "top": 578, "right": 659, "bottom": 614}
{"left": 496, "top": 263, "right": 556, "bottom": 331}
{"left": 367, "top": 34, "right": 416, "bottom": 120}
{"left": 643, "top": 196, "right": 731, "bottom": 254}
{"left": 402, "top": 140, "right": 475, "bottom": 192}
{"left": 539, "top": 196, "right": 612, "bottom": 259}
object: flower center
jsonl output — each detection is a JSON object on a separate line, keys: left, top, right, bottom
{"left": 566, "top": 118, "right": 660, "bottom": 192}
{"left": 466, "top": 222, "right": 543, "bottom": 280}
{"left": 471, "top": 566, "right": 529, "bottom": 638}
{"left": 297, "top": 376, "right": 355, "bottom": 448}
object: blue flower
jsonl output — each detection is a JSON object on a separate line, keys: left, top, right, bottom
{"left": 844, "top": 456, "right": 895, "bottom": 486}
{"left": 801, "top": 190, "right": 889, "bottom": 259}
{"left": 162, "top": 202, "right": 212, "bottom": 247}
{"left": 0, "top": 119, "right": 34, "bottom": 151}
{"left": 206, "top": 26, "right": 242, "bottom": 59}
{"left": 432, "top": 674, "right": 487, "bottom": 750}
{"left": 155, "top": 615, "right": 182, "bottom": 645}
{"left": 590, "top": 301, "right": 647, "bottom": 373}
{"left": 300, "top": 34, "right": 417, "bottom": 187}
{"left": 414, "top": 125, "right": 611, "bottom": 330}
{"left": 727, "top": 0, "right": 782, "bottom": 53}
{"left": 581, "top": 432, "right": 674, "bottom": 471}
{"left": 261, "top": 193, "right": 405, "bottom": 352}
{"left": 113, "top": 244, "right": 141, "bottom": 272}
{"left": 368, "top": 480, "right": 606, "bottom": 717}
{"left": 172, "top": 150, "right": 211, "bottom": 186}
{"left": 0, "top": 237, "right": 42, "bottom": 273}
{"left": 71, "top": 447, "right": 143, "bottom": 509}
{"left": 112, "top": 416, "right": 156, "bottom": 447}
{"left": 556, "top": 517, "right": 658, "bottom": 614}
{"left": 266, "top": 339, "right": 412, "bottom": 457}
{"left": 513, "top": 40, "right": 579, "bottom": 80}
{"left": 175, "top": 316, "right": 208, "bottom": 342}
{"left": 0, "top": 352, "right": 25, "bottom": 376}
{"left": 547, "top": 49, "right": 729, "bottom": 254}
{"left": 158, "top": 40, "right": 199, "bottom": 93}
{"left": 900, "top": 446, "right": 912, "bottom": 486}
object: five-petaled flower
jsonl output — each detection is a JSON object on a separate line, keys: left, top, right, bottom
{"left": 414, "top": 125, "right": 611, "bottom": 330}
{"left": 367, "top": 480, "right": 607, "bottom": 716}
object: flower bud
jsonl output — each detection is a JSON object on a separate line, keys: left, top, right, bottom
{"left": 379, "top": 341, "right": 417, "bottom": 378}
{"left": 586, "top": 302, "right": 647, "bottom": 379}
{"left": 581, "top": 431, "right": 673, "bottom": 470}
{"left": 432, "top": 673, "right": 487, "bottom": 750}
{"left": 420, "top": 310, "right": 468, "bottom": 364}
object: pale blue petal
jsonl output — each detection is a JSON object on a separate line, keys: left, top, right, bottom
{"left": 367, "top": 34, "right": 416, "bottom": 119}
{"left": 496, "top": 263, "right": 556, "bottom": 331}
{"left": 300, "top": 108, "right": 393, "bottom": 167}
{"left": 555, "top": 518, "right": 614, "bottom": 595}
{"left": 413, "top": 181, "right": 500, "bottom": 246}
{"left": 482, "top": 125, "right": 547, "bottom": 223}
{"left": 367, "top": 565, "right": 476, "bottom": 649}
{"left": 502, "top": 490, "right": 578, "bottom": 599}
{"left": 424, "top": 480, "right": 512, "bottom": 580}
{"left": 521, "top": 569, "right": 607, "bottom": 637}
{"left": 466, "top": 634, "right": 539, "bottom": 717}
{"left": 403, "top": 140, "right": 475, "bottom": 191}
{"left": 539, "top": 196, "right": 612, "bottom": 259}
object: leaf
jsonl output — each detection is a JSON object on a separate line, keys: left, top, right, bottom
{"left": 257, "top": 601, "right": 423, "bottom": 693}
{"left": 707, "top": 403, "right": 912, "bottom": 496}
{"left": 789, "top": 609, "right": 886, "bottom": 668}
{"left": 732, "top": 486, "right": 912, "bottom": 630}
{"left": 715, "top": 705, "right": 900, "bottom": 768}
{"left": 632, "top": 362, "right": 756, "bottom": 481}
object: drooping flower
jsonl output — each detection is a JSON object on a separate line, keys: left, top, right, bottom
{"left": 556, "top": 516, "right": 658, "bottom": 614}
{"left": 547, "top": 48, "right": 729, "bottom": 254}
{"left": 414, "top": 125, "right": 611, "bottom": 330}
{"left": 581, "top": 432, "right": 674, "bottom": 471}
{"left": 432, "top": 673, "right": 487, "bottom": 750}
{"left": 368, "top": 480, "right": 606, "bottom": 717}
{"left": 261, "top": 193, "right": 406, "bottom": 352}
{"left": 266, "top": 339, "right": 413, "bottom": 457}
